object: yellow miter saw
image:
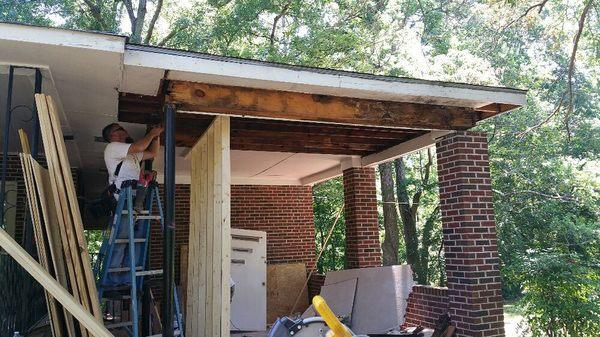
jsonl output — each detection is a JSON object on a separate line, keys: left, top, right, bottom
{"left": 267, "top": 296, "right": 361, "bottom": 337}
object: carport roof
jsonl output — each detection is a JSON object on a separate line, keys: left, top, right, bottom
{"left": 0, "top": 22, "right": 527, "bottom": 185}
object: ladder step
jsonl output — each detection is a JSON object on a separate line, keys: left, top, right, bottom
{"left": 114, "top": 238, "right": 147, "bottom": 244}
{"left": 106, "top": 321, "right": 132, "bottom": 329}
{"left": 136, "top": 269, "right": 163, "bottom": 277}
{"left": 149, "top": 331, "right": 181, "bottom": 337}
{"left": 135, "top": 215, "right": 162, "bottom": 220}
{"left": 122, "top": 210, "right": 149, "bottom": 215}
{"left": 108, "top": 266, "right": 143, "bottom": 273}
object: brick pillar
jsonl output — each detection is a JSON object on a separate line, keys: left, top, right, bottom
{"left": 342, "top": 167, "right": 381, "bottom": 269}
{"left": 436, "top": 132, "right": 504, "bottom": 337}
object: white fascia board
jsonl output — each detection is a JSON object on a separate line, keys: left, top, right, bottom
{"left": 361, "top": 131, "right": 452, "bottom": 167}
{"left": 124, "top": 47, "right": 526, "bottom": 107}
{"left": 0, "top": 23, "right": 125, "bottom": 53}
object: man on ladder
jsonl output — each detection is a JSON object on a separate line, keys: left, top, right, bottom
{"left": 102, "top": 123, "right": 163, "bottom": 210}
{"left": 102, "top": 123, "right": 162, "bottom": 286}
{"left": 98, "top": 123, "right": 184, "bottom": 337}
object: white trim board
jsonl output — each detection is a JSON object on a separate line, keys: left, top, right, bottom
{"left": 123, "top": 46, "right": 527, "bottom": 108}
{"left": 0, "top": 23, "right": 125, "bottom": 53}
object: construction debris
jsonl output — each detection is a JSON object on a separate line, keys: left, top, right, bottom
{"left": 306, "top": 265, "right": 415, "bottom": 335}
{"left": 0, "top": 228, "right": 112, "bottom": 337}
{"left": 2, "top": 94, "right": 105, "bottom": 337}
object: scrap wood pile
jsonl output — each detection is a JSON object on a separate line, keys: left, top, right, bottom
{"left": 0, "top": 94, "right": 112, "bottom": 337}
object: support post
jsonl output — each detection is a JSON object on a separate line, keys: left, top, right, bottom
{"left": 162, "top": 103, "right": 176, "bottom": 337}
{"left": 342, "top": 166, "right": 381, "bottom": 269}
{"left": 186, "top": 116, "right": 231, "bottom": 337}
{"left": 31, "top": 69, "right": 42, "bottom": 159}
{"left": 436, "top": 131, "right": 504, "bottom": 337}
{"left": 0, "top": 66, "right": 14, "bottom": 225}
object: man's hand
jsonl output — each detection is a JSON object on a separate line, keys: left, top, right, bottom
{"left": 149, "top": 125, "right": 164, "bottom": 138}
{"left": 128, "top": 125, "right": 164, "bottom": 155}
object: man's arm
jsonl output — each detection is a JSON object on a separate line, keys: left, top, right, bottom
{"left": 127, "top": 126, "right": 163, "bottom": 155}
{"left": 141, "top": 136, "right": 160, "bottom": 161}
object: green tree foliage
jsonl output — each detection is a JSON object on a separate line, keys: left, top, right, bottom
{"left": 312, "top": 177, "right": 345, "bottom": 273}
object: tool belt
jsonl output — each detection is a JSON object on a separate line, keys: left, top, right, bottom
{"left": 89, "top": 161, "right": 156, "bottom": 219}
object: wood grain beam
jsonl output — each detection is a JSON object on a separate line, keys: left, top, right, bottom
{"left": 119, "top": 106, "right": 419, "bottom": 155}
{"left": 167, "top": 81, "right": 479, "bottom": 130}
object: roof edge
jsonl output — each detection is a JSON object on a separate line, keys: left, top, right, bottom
{"left": 126, "top": 43, "right": 527, "bottom": 96}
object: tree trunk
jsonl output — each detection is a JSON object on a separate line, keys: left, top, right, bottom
{"left": 417, "top": 206, "right": 439, "bottom": 284}
{"left": 394, "top": 158, "right": 420, "bottom": 274}
{"left": 130, "top": 0, "right": 148, "bottom": 44}
{"left": 379, "top": 162, "right": 399, "bottom": 266}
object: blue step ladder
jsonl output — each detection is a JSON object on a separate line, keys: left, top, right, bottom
{"left": 95, "top": 180, "right": 184, "bottom": 337}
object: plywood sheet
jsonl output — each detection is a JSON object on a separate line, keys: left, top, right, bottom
{"left": 266, "top": 263, "right": 308, "bottom": 323}
{"left": 322, "top": 265, "right": 414, "bottom": 334}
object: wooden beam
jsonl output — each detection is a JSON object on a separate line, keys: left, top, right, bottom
{"left": 168, "top": 81, "right": 478, "bottom": 130}
{"left": 361, "top": 131, "right": 452, "bottom": 167}
{"left": 476, "top": 103, "right": 520, "bottom": 119}
{"left": 172, "top": 126, "right": 403, "bottom": 155}
{"left": 0, "top": 228, "right": 113, "bottom": 337}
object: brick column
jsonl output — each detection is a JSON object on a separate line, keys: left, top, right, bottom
{"left": 436, "top": 132, "right": 504, "bottom": 337}
{"left": 342, "top": 167, "right": 381, "bottom": 269}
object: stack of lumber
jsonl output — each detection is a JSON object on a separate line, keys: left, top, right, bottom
{"left": 0, "top": 93, "right": 109, "bottom": 337}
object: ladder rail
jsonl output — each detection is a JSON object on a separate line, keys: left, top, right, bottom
{"left": 97, "top": 193, "right": 127, "bottom": 300}
{"left": 136, "top": 183, "right": 157, "bottom": 290}
{"left": 126, "top": 186, "right": 139, "bottom": 337}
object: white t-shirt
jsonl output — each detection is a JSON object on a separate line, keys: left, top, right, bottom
{"left": 104, "top": 142, "right": 144, "bottom": 190}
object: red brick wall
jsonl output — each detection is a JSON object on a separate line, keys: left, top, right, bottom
{"left": 148, "top": 184, "right": 316, "bottom": 285}
{"left": 404, "top": 285, "right": 449, "bottom": 328}
{"left": 231, "top": 185, "right": 316, "bottom": 269}
{"left": 436, "top": 131, "right": 504, "bottom": 337}
{"left": 342, "top": 167, "right": 381, "bottom": 269}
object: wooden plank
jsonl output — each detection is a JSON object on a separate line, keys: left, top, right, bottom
{"left": 35, "top": 94, "right": 90, "bottom": 337}
{"left": 168, "top": 81, "right": 478, "bottom": 130}
{"left": 212, "top": 117, "right": 222, "bottom": 335}
{"left": 198, "top": 133, "right": 208, "bottom": 335}
{"left": 18, "top": 129, "right": 31, "bottom": 154}
{"left": 0, "top": 228, "right": 113, "bottom": 337}
{"left": 187, "top": 116, "right": 231, "bottom": 337}
{"left": 205, "top": 125, "right": 214, "bottom": 337}
{"left": 219, "top": 116, "right": 231, "bottom": 337}
{"left": 45, "top": 95, "right": 102, "bottom": 319}
{"left": 29, "top": 156, "right": 77, "bottom": 336}
{"left": 20, "top": 154, "right": 63, "bottom": 337}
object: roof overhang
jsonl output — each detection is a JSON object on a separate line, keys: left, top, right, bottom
{"left": 122, "top": 44, "right": 526, "bottom": 110}
{"left": 0, "top": 22, "right": 527, "bottom": 188}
